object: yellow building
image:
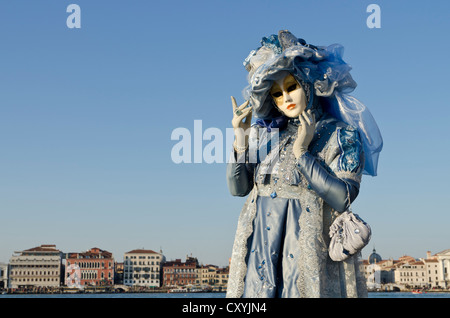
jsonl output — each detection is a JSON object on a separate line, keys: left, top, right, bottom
{"left": 214, "top": 267, "right": 229, "bottom": 292}
{"left": 196, "top": 264, "right": 217, "bottom": 286}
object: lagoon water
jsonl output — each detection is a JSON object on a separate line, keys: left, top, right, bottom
{"left": 0, "top": 292, "right": 449, "bottom": 298}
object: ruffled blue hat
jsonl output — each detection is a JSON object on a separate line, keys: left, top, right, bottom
{"left": 242, "top": 30, "right": 383, "bottom": 176}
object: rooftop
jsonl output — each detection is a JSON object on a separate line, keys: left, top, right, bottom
{"left": 20, "top": 244, "right": 60, "bottom": 253}
{"left": 67, "top": 247, "right": 113, "bottom": 259}
{"left": 125, "top": 249, "right": 159, "bottom": 254}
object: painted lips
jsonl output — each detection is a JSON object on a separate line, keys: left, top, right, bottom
{"left": 287, "top": 104, "right": 296, "bottom": 110}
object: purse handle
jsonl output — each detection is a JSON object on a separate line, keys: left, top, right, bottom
{"left": 345, "top": 181, "right": 353, "bottom": 214}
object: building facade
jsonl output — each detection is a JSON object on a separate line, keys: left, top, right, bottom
{"left": 0, "top": 263, "right": 8, "bottom": 290}
{"left": 114, "top": 262, "right": 124, "bottom": 285}
{"left": 196, "top": 264, "right": 217, "bottom": 286}
{"left": 395, "top": 260, "right": 427, "bottom": 287}
{"left": 362, "top": 249, "right": 450, "bottom": 290}
{"left": 163, "top": 256, "right": 198, "bottom": 287}
{"left": 214, "top": 267, "right": 229, "bottom": 292}
{"left": 8, "top": 244, "right": 62, "bottom": 289}
{"left": 423, "top": 258, "right": 439, "bottom": 287}
{"left": 123, "top": 249, "right": 165, "bottom": 288}
{"left": 435, "top": 249, "right": 450, "bottom": 289}
{"left": 65, "top": 247, "right": 114, "bottom": 287}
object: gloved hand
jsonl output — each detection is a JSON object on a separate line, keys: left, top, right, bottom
{"left": 293, "top": 109, "right": 316, "bottom": 158}
{"left": 231, "top": 96, "right": 252, "bottom": 152}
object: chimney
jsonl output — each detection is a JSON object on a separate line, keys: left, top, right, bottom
{"left": 426, "top": 251, "right": 431, "bottom": 259}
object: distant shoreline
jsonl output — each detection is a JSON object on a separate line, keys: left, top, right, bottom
{"left": 2, "top": 288, "right": 449, "bottom": 296}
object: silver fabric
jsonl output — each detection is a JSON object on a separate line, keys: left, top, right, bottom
{"left": 328, "top": 211, "right": 372, "bottom": 262}
{"left": 226, "top": 115, "right": 368, "bottom": 298}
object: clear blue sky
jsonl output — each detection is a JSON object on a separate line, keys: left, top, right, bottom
{"left": 1, "top": 0, "right": 449, "bottom": 266}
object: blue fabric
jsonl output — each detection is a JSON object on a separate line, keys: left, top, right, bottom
{"left": 337, "top": 127, "right": 362, "bottom": 173}
{"left": 243, "top": 196, "right": 302, "bottom": 298}
{"left": 255, "top": 116, "right": 288, "bottom": 132}
{"left": 261, "top": 34, "right": 282, "bottom": 54}
{"left": 325, "top": 92, "right": 383, "bottom": 176}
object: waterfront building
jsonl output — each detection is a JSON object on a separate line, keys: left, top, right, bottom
{"left": 65, "top": 247, "right": 114, "bottom": 287}
{"left": 362, "top": 250, "right": 422, "bottom": 289}
{"left": 8, "top": 244, "right": 62, "bottom": 289}
{"left": 389, "top": 254, "right": 443, "bottom": 289}
{"left": 435, "top": 249, "right": 450, "bottom": 289}
{"left": 363, "top": 248, "right": 396, "bottom": 289}
{"left": 393, "top": 250, "right": 450, "bottom": 289}
{"left": 372, "top": 259, "right": 398, "bottom": 284}
{"left": 0, "top": 262, "right": 8, "bottom": 290}
{"left": 163, "top": 256, "right": 198, "bottom": 287}
{"left": 363, "top": 249, "right": 450, "bottom": 290}
{"left": 420, "top": 250, "right": 450, "bottom": 289}
{"left": 196, "top": 264, "right": 217, "bottom": 286}
{"left": 423, "top": 258, "right": 439, "bottom": 287}
{"left": 214, "top": 267, "right": 229, "bottom": 292}
{"left": 114, "top": 262, "right": 124, "bottom": 285}
{"left": 395, "top": 260, "right": 427, "bottom": 288}
{"left": 123, "top": 249, "right": 165, "bottom": 288}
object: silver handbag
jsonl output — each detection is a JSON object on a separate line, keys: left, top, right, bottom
{"left": 328, "top": 211, "right": 371, "bottom": 262}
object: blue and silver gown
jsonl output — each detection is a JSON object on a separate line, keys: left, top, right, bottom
{"left": 226, "top": 114, "right": 368, "bottom": 298}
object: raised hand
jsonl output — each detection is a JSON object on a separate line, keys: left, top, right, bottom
{"left": 293, "top": 109, "right": 316, "bottom": 159}
{"left": 231, "top": 96, "right": 252, "bottom": 151}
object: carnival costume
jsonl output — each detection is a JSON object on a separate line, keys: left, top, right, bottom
{"left": 226, "top": 30, "right": 383, "bottom": 298}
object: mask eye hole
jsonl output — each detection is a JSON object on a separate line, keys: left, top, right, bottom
{"left": 287, "top": 84, "right": 298, "bottom": 92}
{"left": 271, "top": 91, "right": 282, "bottom": 98}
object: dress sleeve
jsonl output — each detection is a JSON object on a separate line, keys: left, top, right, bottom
{"left": 295, "top": 126, "right": 364, "bottom": 212}
{"left": 226, "top": 126, "right": 257, "bottom": 197}
{"left": 226, "top": 149, "right": 255, "bottom": 197}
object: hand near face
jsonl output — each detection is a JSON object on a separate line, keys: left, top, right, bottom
{"left": 231, "top": 96, "right": 252, "bottom": 150}
{"left": 293, "top": 109, "right": 316, "bottom": 159}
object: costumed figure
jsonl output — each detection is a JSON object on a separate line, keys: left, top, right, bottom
{"left": 226, "top": 30, "right": 383, "bottom": 298}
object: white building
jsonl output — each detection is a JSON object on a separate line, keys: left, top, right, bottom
{"left": 9, "top": 244, "right": 62, "bottom": 289}
{"left": 394, "top": 250, "right": 450, "bottom": 289}
{"left": 435, "top": 249, "right": 450, "bottom": 289}
{"left": 0, "top": 262, "right": 8, "bottom": 289}
{"left": 362, "top": 249, "right": 450, "bottom": 290}
{"left": 423, "top": 257, "right": 440, "bottom": 288}
{"left": 123, "top": 249, "right": 165, "bottom": 288}
{"left": 394, "top": 260, "right": 427, "bottom": 288}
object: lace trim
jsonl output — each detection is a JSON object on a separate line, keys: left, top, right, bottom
{"left": 335, "top": 170, "right": 362, "bottom": 184}
{"left": 226, "top": 188, "right": 258, "bottom": 298}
